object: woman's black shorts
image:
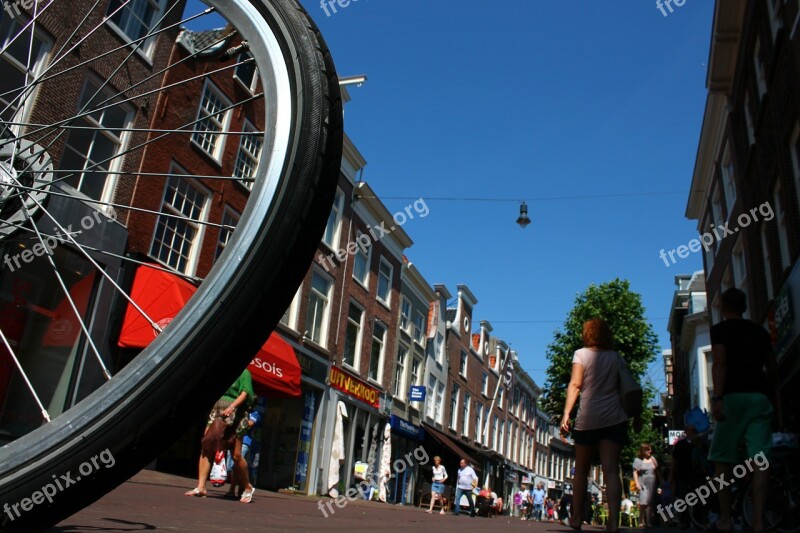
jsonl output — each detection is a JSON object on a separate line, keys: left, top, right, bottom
{"left": 572, "top": 421, "right": 628, "bottom": 446}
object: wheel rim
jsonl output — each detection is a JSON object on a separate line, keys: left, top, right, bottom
{"left": 0, "top": 0, "right": 290, "bottom": 449}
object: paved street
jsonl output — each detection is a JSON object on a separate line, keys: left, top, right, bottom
{"left": 49, "top": 470, "right": 685, "bottom": 532}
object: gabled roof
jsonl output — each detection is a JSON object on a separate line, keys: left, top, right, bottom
{"left": 445, "top": 308, "right": 457, "bottom": 323}
{"left": 177, "top": 27, "right": 233, "bottom": 57}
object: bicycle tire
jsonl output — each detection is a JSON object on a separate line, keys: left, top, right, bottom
{"left": 742, "top": 476, "right": 783, "bottom": 532}
{"left": 0, "top": 0, "right": 342, "bottom": 531}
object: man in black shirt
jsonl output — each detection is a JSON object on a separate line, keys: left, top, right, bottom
{"left": 708, "top": 288, "right": 779, "bottom": 533}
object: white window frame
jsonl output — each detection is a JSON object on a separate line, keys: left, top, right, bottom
{"left": 0, "top": 16, "right": 51, "bottom": 136}
{"left": 376, "top": 257, "right": 393, "bottom": 306}
{"left": 323, "top": 188, "right": 345, "bottom": 249}
{"left": 450, "top": 384, "right": 460, "bottom": 431}
{"left": 191, "top": 80, "right": 233, "bottom": 163}
{"left": 775, "top": 182, "right": 792, "bottom": 269}
{"left": 368, "top": 321, "right": 387, "bottom": 384}
{"left": 399, "top": 297, "right": 411, "bottom": 334}
{"left": 280, "top": 283, "right": 302, "bottom": 331}
{"left": 475, "top": 401, "right": 483, "bottom": 444}
{"left": 754, "top": 36, "right": 767, "bottom": 101}
{"left": 435, "top": 333, "right": 444, "bottom": 365}
{"left": 233, "top": 51, "right": 258, "bottom": 93}
{"left": 459, "top": 349, "right": 468, "bottom": 378}
{"left": 426, "top": 375, "right": 437, "bottom": 420}
{"left": 343, "top": 300, "right": 364, "bottom": 370}
{"left": 481, "top": 372, "right": 488, "bottom": 396}
{"left": 393, "top": 342, "right": 408, "bottom": 400}
{"left": 352, "top": 231, "right": 371, "bottom": 288}
{"left": 498, "top": 386, "right": 504, "bottom": 410}
{"left": 721, "top": 143, "right": 737, "bottom": 215}
{"left": 462, "top": 393, "right": 471, "bottom": 438}
{"left": 762, "top": 223, "right": 775, "bottom": 300}
{"left": 232, "top": 119, "right": 262, "bottom": 189}
{"left": 413, "top": 309, "right": 425, "bottom": 345}
{"left": 304, "top": 268, "right": 333, "bottom": 347}
{"left": 215, "top": 206, "right": 240, "bottom": 261}
{"left": 744, "top": 90, "right": 756, "bottom": 145}
{"left": 149, "top": 168, "right": 210, "bottom": 276}
{"left": 410, "top": 352, "right": 422, "bottom": 389}
{"left": 60, "top": 77, "right": 134, "bottom": 203}
{"left": 732, "top": 237, "right": 749, "bottom": 317}
{"left": 105, "top": 0, "right": 167, "bottom": 59}
{"left": 435, "top": 382, "right": 444, "bottom": 424}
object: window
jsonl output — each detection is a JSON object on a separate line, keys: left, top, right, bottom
{"left": 149, "top": 173, "right": 210, "bottom": 275}
{"left": 462, "top": 393, "right": 471, "bottom": 437}
{"left": 435, "top": 382, "right": 444, "bottom": 424}
{"left": 191, "top": 81, "right": 232, "bottom": 161}
{"left": 376, "top": 258, "right": 393, "bottom": 304}
{"left": 343, "top": 302, "right": 363, "bottom": 368}
{"left": 498, "top": 386, "right": 504, "bottom": 409}
{"left": 232, "top": 121, "right": 263, "bottom": 189}
{"left": 762, "top": 224, "right": 774, "bottom": 299}
{"left": 215, "top": 207, "right": 239, "bottom": 261}
{"left": 323, "top": 189, "right": 345, "bottom": 249}
{"left": 744, "top": 90, "right": 756, "bottom": 145}
{"left": 0, "top": 16, "right": 50, "bottom": 131}
{"left": 280, "top": 283, "right": 302, "bottom": 330}
{"left": 352, "top": 232, "right": 370, "bottom": 286}
{"left": 703, "top": 214, "right": 716, "bottom": 272}
{"left": 233, "top": 51, "right": 258, "bottom": 93}
{"left": 426, "top": 376, "right": 437, "bottom": 420}
{"left": 399, "top": 298, "right": 411, "bottom": 332}
{"left": 393, "top": 343, "right": 408, "bottom": 399}
{"left": 106, "top": 0, "right": 165, "bottom": 55}
{"left": 60, "top": 79, "right": 133, "bottom": 201}
{"left": 476, "top": 402, "right": 483, "bottom": 443}
{"left": 791, "top": 124, "right": 800, "bottom": 209}
{"left": 459, "top": 349, "right": 468, "bottom": 378}
{"left": 413, "top": 310, "right": 426, "bottom": 344}
{"left": 732, "top": 238, "right": 748, "bottom": 313}
{"left": 711, "top": 184, "right": 725, "bottom": 232}
{"left": 305, "top": 270, "right": 332, "bottom": 346}
{"left": 721, "top": 143, "right": 736, "bottom": 212}
{"left": 368, "top": 322, "right": 386, "bottom": 382}
{"left": 450, "top": 384, "right": 460, "bottom": 431}
{"left": 435, "top": 333, "right": 444, "bottom": 364}
{"left": 483, "top": 406, "right": 490, "bottom": 445}
{"left": 754, "top": 36, "right": 767, "bottom": 101}
{"left": 492, "top": 415, "right": 499, "bottom": 451}
{"left": 482, "top": 372, "right": 488, "bottom": 396}
{"left": 410, "top": 353, "right": 422, "bottom": 389}
{"left": 499, "top": 420, "right": 505, "bottom": 455}
{"left": 774, "top": 182, "right": 791, "bottom": 269}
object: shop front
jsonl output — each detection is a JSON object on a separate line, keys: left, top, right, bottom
{"left": 387, "top": 413, "right": 425, "bottom": 504}
{"left": 0, "top": 193, "right": 127, "bottom": 444}
{"left": 319, "top": 365, "right": 386, "bottom": 498}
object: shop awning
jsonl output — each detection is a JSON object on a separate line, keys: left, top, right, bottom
{"left": 248, "top": 331, "right": 301, "bottom": 398}
{"left": 116, "top": 264, "right": 301, "bottom": 398}
{"left": 423, "top": 423, "right": 481, "bottom": 471}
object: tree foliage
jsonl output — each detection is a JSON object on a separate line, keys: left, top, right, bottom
{"left": 540, "top": 279, "right": 661, "bottom": 474}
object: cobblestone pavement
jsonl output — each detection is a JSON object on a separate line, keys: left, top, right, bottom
{"left": 49, "top": 470, "right": 688, "bottom": 532}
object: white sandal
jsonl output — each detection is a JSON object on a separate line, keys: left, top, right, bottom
{"left": 240, "top": 487, "right": 255, "bottom": 503}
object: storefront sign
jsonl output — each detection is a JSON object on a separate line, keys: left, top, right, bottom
{"left": 522, "top": 475, "right": 532, "bottom": 484}
{"left": 505, "top": 470, "right": 518, "bottom": 482}
{"left": 329, "top": 366, "right": 380, "bottom": 408}
{"left": 389, "top": 414, "right": 425, "bottom": 441}
{"left": 409, "top": 385, "right": 426, "bottom": 402}
{"left": 668, "top": 430, "right": 685, "bottom": 445}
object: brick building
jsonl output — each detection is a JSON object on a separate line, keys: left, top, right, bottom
{"left": 686, "top": 0, "right": 800, "bottom": 430}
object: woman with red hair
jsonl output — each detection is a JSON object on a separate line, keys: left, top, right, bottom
{"left": 560, "top": 318, "right": 634, "bottom": 533}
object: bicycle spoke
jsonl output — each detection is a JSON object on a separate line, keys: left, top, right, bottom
{"left": 0, "top": 328, "right": 51, "bottom": 423}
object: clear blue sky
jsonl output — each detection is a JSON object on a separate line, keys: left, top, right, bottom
{"left": 187, "top": 0, "right": 715, "bottom": 399}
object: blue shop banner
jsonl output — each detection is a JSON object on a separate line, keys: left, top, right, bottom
{"left": 389, "top": 414, "right": 425, "bottom": 441}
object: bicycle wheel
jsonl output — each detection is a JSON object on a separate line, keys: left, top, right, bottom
{"left": 742, "top": 476, "right": 783, "bottom": 532}
{"left": 0, "top": 0, "right": 342, "bottom": 530}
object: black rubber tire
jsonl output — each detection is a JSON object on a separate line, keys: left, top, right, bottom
{"left": 0, "top": 0, "right": 343, "bottom": 530}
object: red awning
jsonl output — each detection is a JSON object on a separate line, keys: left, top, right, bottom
{"left": 117, "top": 264, "right": 301, "bottom": 397}
{"left": 248, "top": 333, "right": 301, "bottom": 399}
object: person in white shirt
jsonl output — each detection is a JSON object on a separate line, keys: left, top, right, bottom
{"left": 452, "top": 458, "right": 478, "bottom": 517}
{"left": 520, "top": 485, "right": 531, "bottom": 520}
{"left": 427, "top": 456, "right": 448, "bottom": 514}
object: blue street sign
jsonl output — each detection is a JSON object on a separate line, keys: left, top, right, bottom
{"left": 409, "top": 385, "right": 426, "bottom": 402}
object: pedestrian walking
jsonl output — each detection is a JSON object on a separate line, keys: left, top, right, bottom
{"left": 561, "top": 318, "right": 634, "bottom": 533}
{"left": 633, "top": 443, "right": 659, "bottom": 527}
{"left": 452, "top": 458, "right": 478, "bottom": 517}
{"left": 184, "top": 369, "right": 253, "bottom": 499}
{"left": 708, "top": 288, "right": 780, "bottom": 533}
{"left": 426, "top": 456, "right": 448, "bottom": 514}
{"left": 225, "top": 404, "right": 261, "bottom": 502}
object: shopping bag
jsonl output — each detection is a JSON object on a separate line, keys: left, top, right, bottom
{"left": 209, "top": 450, "right": 227, "bottom": 486}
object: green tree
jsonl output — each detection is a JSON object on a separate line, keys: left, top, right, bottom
{"left": 540, "top": 279, "right": 662, "bottom": 474}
